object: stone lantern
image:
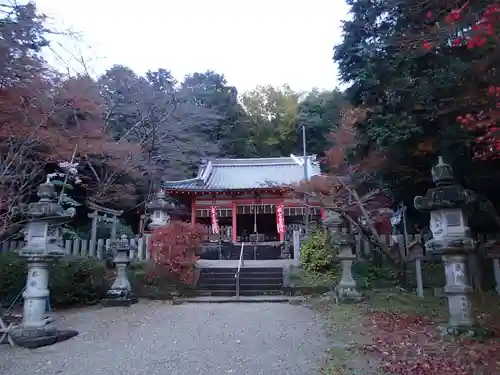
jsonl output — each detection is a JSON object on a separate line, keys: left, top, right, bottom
{"left": 102, "top": 234, "right": 138, "bottom": 307}
{"left": 324, "top": 209, "right": 361, "bottom": 303}
{"left": 10, "top": 178, "right": 78, "bottom": 348}
{"left": 414, "top": 156, "right": 478, "bottom": 334}
{"left": 145, "top": 190, "right": 174, "bottom": 230}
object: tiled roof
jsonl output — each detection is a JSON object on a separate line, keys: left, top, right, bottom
{"left": 162, "top": 156, "right": 321, "bottom": 191}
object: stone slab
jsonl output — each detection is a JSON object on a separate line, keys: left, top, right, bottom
{"left": 180, "top": 296, "right": 297, "bottom": 303}
{"left": 10, "top": 328, "right": 78, "bottom": 349}
{"left": 101, "top": 296, "right": 139, "bottom": 307}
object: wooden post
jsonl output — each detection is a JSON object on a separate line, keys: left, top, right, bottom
{"left": 415, "top": 258, "right": 424, "bottom": 298}
{"left": 191, "top": 198, "right": 196, "bottom": 226}
{"left": 111, "top": 214, "right": 117, "bottom": 240}
{"left": 493, "top": 258, "right": 500, "bottom": 295}
{"left": 232, "top": 200, "right": 237, "bottom": 242}
{"left": 89, "top": 210, "right": 98, "bottom": 257}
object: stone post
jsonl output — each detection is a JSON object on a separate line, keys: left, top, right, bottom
{"left": 324, "top": 209, "right": 361, "bottom": 303}
{"left": 414, "top": 156, "right": 479, "bottom": 335}
{"left": 292, "top": 230, "right": 300, "bottom": 266}
{"left": 483, "top": 240, "right": 500, "bottom": 296}
{"left": 493, "top": 258, "right": 500, "bottom": 295}
{"left": 102, "top": 234, "right": 138, "bottom": 307}
{"left": 10, "top": 179, "right": 78, "bottom": 349}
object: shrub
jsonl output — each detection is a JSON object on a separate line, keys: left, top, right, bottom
{"left": 0, "top": 252, "right": 26, "bottom": 306}
{"left": 148, "top": 221, "right": 207, "bottom": 284}
{"left": 352, "top": 261, "right": 399, "bottom": 289}
{"left": 300, "top": 229, "right": 337, "bottom": 272}
{"left": 128, "top": 262, "right": 197, "bottom": 299}
{"left": 48, "top": 258, "right": 109, "bottom": 307}
{"left": 0, "top": 252, "right": 110, "bottom": 308}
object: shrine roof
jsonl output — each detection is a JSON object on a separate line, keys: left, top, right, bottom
{"left": 162, "top": 156, "right": 321, "bottom": 191}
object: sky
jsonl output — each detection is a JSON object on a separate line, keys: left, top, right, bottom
{"left": 35, "top": 0, "right": 350, "bottom": 93}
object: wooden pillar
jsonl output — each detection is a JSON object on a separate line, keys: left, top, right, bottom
{"left": 232, "top": 200, "right": 237, "bottom": 242}
{"left": 111, "top": 215, "right": 117, "bottom": 240}
{"left": 191, "top": 197, "right": 196, "bottom": 225}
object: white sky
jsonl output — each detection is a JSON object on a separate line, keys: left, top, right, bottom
{"left": 35, "top": 0, "right": 349, "bottom": 93}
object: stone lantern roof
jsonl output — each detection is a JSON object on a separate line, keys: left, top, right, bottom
{"left": 414, "top": 156, "right": 476, "bottom": 212}
{"left": 26, "top": 178, "right": 76, "bottom": 220}
{"left": 19, "top": 178, "right": 75, "bottom": 257}
{"left": 145, "top": 190, "right": 175, "bottom": 213}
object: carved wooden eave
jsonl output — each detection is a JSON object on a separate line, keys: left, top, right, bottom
{"left": 86, "top": 201, "right": 123, "bottom": 216}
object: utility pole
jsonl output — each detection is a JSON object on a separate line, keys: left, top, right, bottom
{"left": 302, "top": 125, "right": 309, "bottom": 236}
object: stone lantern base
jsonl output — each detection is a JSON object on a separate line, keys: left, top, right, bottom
{"left": 10, "top": 326, "right": 78, "bottom": 349}
{"left": 102, "top": 289, "right": 138, "bottom": 307}
{"left": 334, "top": 284, "right": 363, "bottom": 304}
{"left": 9, "top": 256, "right": 78, "bottom": 349}
{"left": 334, "top": 253, "right": 362, "bottom": 303}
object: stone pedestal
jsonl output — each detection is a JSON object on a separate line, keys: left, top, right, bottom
{"left": 324, "top": 209, "right": 361, "bottom": 303}
{"left": 334, "top": 228, "right": 362, "bottom": 303}
{"left": 442, "top": 253, "right": 474, "bottom": 330}
{"left": 10, "top": 179, "right": 78, "bottom": 349}
{"left": 102, "top": 235, "right": 138, "bottom": 307}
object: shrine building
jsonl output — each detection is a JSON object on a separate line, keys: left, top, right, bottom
{"left": 162, "top": 156, "right": 322, "bottom": 260}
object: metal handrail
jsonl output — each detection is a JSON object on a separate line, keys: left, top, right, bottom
{"left": 235, "top": 242, "right": 245, "bottom": 298}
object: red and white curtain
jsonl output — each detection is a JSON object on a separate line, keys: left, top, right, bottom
{"left": 210, "top": 206, "right": 220, "bottom": 234}
{"left": 276, "top": 203, "right": 285, "bottom": 234}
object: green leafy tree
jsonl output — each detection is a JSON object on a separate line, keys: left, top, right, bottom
{"left": 333, "top": 0, "right": 500, "bottom": 213}
{"left": 240, "top": 84, "right": 301, "bottom": 156}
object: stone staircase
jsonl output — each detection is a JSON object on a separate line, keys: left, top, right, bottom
{"left": 196, "top": 267, "right": 284, "bottom": 297}
{"left": 228, "top": 245, "right": 283, "bottom": 260}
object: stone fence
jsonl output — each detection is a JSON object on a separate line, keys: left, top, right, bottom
{"left": 0, "top": 237, "right": 151, "bottom": 261}
{"left": 1, "top": 233, "right": 499, "bottom": 263}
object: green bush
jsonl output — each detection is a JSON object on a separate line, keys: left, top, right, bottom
{"left": 0, "top": 253, "right": 194, "bottom": 309}
{"left": 300, "top": 230, "right": 337, "bottom": 272}
{"left": 128, "top": 262, "right": 197, "bottom": 299}
{"left": 352, "top": 261, "right": 399, "bottom": 289}
{"left": 0, "top": 252, "right": 110, "bottom": 308}
{"left": 0, "top": 252, "right": 26, "bottom": 306}
{"left": 48, "top": 258, "right": 110, "bottom": 307}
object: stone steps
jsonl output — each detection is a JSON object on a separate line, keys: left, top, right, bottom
{"left": 196, "top": 267, "right": 284, "bottom": 297}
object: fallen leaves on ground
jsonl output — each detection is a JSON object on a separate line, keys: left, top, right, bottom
{"left": 355, "top": 310, "right": 500, "bottom": 375}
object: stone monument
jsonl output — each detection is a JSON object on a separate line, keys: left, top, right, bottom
{"left": 102, "top": 234, "right": 138, "bottom": 307}
{"left": 414, "top": 156, "right": 479, "bottom": 335}
{"left": 324, "top": 209, "right": 362, "bottom": 303}
{"left": 10, "top": 178, "right": 78, "bottom": 349}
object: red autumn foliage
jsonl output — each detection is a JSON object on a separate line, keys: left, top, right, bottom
{"left": 295, "top": 107, "right": 397, "bottom": 261}
{"left": 422, "top": 2, "right": 500, "bottom": 159}
{"left": 356, "top": 310, "right": 500, "bottom": 374}
{"left": 147, "top": 221, "right": 207, "bottom": 284}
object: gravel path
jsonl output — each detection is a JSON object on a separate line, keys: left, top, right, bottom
{"left": 0, "top": 300, "right": 329, "bottom": 375}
